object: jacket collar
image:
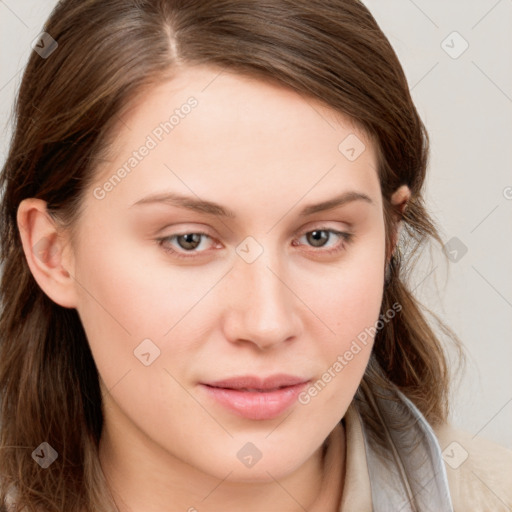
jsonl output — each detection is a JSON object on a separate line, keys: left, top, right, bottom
{"left": 311, "top": 379, "right": 455, "bottom": 511}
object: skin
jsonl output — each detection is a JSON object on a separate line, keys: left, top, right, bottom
{"left": 17, "top": 65, "right": 410, "bottom": 512}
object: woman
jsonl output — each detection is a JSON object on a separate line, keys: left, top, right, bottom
{"left": 1, "top": 1, "right": 511, "bottom": 511}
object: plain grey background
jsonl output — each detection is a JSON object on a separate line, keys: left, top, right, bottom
{"left": 1, "top": 0, "right": 511, "bottom": 449}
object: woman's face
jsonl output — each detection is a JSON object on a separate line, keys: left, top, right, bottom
{"left": 69, "top": 65, "right": 389, "bottom": 482}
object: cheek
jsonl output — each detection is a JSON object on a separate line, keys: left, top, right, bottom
{"left": 72, "top": 225, "right": 226, "bottom": 389}
{"left": 301, "top": 232, "right": 385, "bottom": 402}
{"left": 310, "top": 231, "right": 386, "bottom": 342}
{"left": 72, "top": 230, "right": 178, "bottom": 383}
{"left": 74, "top": 225, "right": 191, "bottom": 328}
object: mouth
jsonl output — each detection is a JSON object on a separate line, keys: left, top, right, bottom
{"left": 199, "top": 374, "right": 310, "bottom": 420}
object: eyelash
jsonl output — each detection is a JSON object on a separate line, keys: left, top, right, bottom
{"left": 156, "top": 227, "right": 354, "bottom": 260}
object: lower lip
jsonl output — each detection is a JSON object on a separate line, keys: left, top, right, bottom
{"left": 200, "top": 382, "right": 309, "bottom": 420}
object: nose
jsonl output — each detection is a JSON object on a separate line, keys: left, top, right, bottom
{"left": 221, "top": 250, "right": 302, "bottom": 351}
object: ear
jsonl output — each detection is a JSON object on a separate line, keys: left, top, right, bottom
{"left": 17, "top": 198, "right": 78, "bottom": 308}
{"left": 387, "top": 184, "right": 411, "bottom": 262}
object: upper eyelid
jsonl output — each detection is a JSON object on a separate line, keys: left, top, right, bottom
{"left": 158, "top": 219, "right": 352, "bottom": 237}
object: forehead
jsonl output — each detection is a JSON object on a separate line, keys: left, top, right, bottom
{"left": 90, "top": 65, "right": 381, "bottom": 219}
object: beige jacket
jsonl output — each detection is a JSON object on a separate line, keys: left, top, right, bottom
{"left": 327, "top": 404, "right": 512, "bottom": 511}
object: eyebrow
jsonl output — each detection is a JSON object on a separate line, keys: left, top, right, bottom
{"left": 130, "top": 190, "right": 373, "bottom": 217}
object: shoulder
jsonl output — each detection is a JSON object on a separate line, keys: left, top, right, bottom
{"left": 433, "top": 422, "right": 512, "bottom": 511}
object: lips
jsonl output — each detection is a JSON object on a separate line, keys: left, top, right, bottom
{"left": 203, "top": 374, "right": 309, "bottom": 391}
{"left": 200, "top": 374, "right": 310, "bottom": 420}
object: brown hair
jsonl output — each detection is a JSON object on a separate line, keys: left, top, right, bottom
{"left": 0, "top": 0, "right": 463, "bottom": 510}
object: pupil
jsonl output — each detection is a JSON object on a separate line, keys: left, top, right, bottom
{"left": 309, "top": 230, "right": 327, "bottom": 247}
{"left": 179, "top": 233, "right": 201, "bottom": 250}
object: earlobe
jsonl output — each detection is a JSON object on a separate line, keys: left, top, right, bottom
{"left": 390, "top": 184, "right": 411, "bottom": 217}
{"left": 387, "top": 185, "right": 411, "bottom": 264}
{"left": 16, "top": 198, "right": 78, "bottom": 308}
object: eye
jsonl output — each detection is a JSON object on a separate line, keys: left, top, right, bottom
{"left": 156, "top": 232, "right": 216, "bottom": 259}
{"left": 293, "top": 228, "right": 354, "bottom": 256}
{"left": 156, "top": 227, "right": 354, "bottom": 260}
